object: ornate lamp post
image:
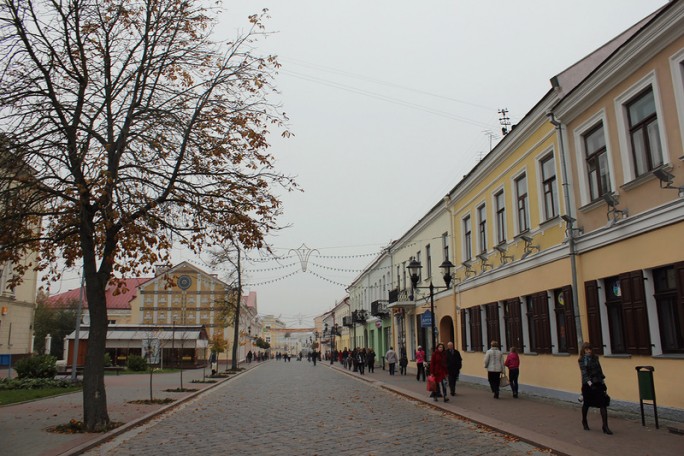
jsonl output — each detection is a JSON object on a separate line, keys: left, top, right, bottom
{"left": 407, "top": 259, "right": 455, "bottom": 352}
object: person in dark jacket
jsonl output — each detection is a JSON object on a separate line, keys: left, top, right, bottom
{"left": 356, "top": 348, "right": 366, "bottom": 375}
{"left": 445, "top": 341, "right": 463, "bottom": 396}
{"left": 366, "top": 349, "right": 376, "bottom": 373}
{"left": 429, "top": 343, "right": 449, "bottom": 402}
{"left": 579, "top": 342, "right": 612, "bottom": 434}
{"left": 399, "top": 349, "right": 408, "bottom": 375}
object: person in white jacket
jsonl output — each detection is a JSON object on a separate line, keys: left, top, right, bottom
{"left": 483, "top": 340, "right": 504, "bottom": 398}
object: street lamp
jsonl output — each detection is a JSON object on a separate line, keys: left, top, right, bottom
{"left": 407, "top": 259, "right": 455, "bottom": 353}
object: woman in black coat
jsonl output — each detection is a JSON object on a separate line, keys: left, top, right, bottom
{"left": 579, "top": 342, "right": 612, "bottom": 434}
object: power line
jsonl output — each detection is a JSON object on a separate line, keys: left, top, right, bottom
{"left": 282, "top": 57, "right": 497, "bottom": 112}
{"left": 281, "top": 69, "right": 497, "bottom": 129}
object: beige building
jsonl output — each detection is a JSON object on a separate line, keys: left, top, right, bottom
{"left": 133, "top": 262, "right": 259, "bottom": 363}
{"left": 0, "top": 255, "right": 39, "bottom": 365}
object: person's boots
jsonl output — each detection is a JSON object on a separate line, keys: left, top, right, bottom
{"left": 601, "top": 407, "right": 613, "bottom": 434}
{"left": 582, "top": 406, "right": 590, "bottom": 430}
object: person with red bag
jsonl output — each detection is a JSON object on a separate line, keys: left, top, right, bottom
{"left": 429, "top": 343, "right": 449, "bottom": 402}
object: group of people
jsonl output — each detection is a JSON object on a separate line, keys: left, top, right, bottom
{"left": 245, "top": 350, "right": 267, "bottom": 363}
{"left": 419, "top": 342, "right": 463, "bottom": 402}
{"left": 313, "top": 338, "right": 613, "bottom": 435}
{"left": 482, "top": 339, "right": 611, "bottom": 434}
{"left": 337, "top": 347, "right": 377, "bottom": 374}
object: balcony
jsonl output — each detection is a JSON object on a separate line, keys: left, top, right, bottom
{"left": 371, "top": 300, "right": 389, "bottom": 317}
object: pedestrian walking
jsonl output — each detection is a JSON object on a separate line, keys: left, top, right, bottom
{"left": 579, "top": 342, "right": 612, "bottom": 434}
{"left": 367, "top": 349, "right": 376, "bottom": 373}
{"left": 504, "top": 346, "right": 520, "bottom": 398}
{"left": 357, "top": 348, "right": 366, "bottom": 375}
{"left": 445, "top": 341, "right": 462, "bottom": 396}
{"left": 429, "top": 343, "right": 449, "bottom": 402}
{"left": 399, "top": 349, "right": 408, "bottom": 375}
{"left": 415, "top": 345, "right": 426, "bottom": 381}
{"left": 483, "top": 340, "right": 504, "bottom": 399}
{"left": 385, "top": 346, "right": 397, "bottom": 375}
{"left": 311, "top": 349, "right": 318, "bottom": 366}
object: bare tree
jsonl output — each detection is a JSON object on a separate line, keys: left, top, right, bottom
{"left": 0, "top": 1, "right": 296, "bottom": 431}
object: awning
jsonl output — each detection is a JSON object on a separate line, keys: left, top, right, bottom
{"left": 387, "top": 301, "right": 417, "bottom": 310}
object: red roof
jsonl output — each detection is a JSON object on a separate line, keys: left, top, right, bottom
{"left": 47, "top": 277, "right": 152, "bottom": 311}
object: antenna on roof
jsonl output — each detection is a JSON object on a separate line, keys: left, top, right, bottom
{"left": 498, "top": 108, "right": 511, "bottom": 135}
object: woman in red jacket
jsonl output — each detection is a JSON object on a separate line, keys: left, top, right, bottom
{"left": 430, "top": 343, "right": 449, "bottom": 402}
{"left": 504, "top": 346, "right": 520, "bottom": 398}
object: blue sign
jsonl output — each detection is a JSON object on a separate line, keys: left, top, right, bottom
{"left": 421, "top": 311, "right": 433, "bottom": 328}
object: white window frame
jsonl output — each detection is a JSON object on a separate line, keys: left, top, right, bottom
{"left": 669, "top": 47, "right": 684, "bottom": 156}
{"left": 535, "top": 146, "right": 559, "bottom": 222}
{"left": 462, "top": 214, "right": 472, "bottom": 262}
{"left": 614, "top": 71, "right": 669, "bottom": 183}
{"left": 573, "top": 110, "right": 618, "bottom": 206}
{"left": 476, "top": 202, "right": 487, "bottom": 254}
{"left": 512, "top": 170, "right": 530, "bottom": 235}
{"left": 492, "top": 186, "right": 506, "bottom": 245}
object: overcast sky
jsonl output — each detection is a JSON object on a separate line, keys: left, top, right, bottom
{"left": 50, "top": 0, "right": 669, "bottom": 327}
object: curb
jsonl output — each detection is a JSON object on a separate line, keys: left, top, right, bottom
{"left": 325, "top": 363, "right": 601, "bottom": 456}
{"left": 59, "top": 364, "right": 263, "bottom": 456}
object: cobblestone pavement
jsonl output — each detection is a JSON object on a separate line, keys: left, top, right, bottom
{"left": 85, "top": 361, "right": 550, "bottom": 456}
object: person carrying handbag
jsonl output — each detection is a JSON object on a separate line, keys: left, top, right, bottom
{"left": 483, "top": 340, "right": 504, "bottom": 399}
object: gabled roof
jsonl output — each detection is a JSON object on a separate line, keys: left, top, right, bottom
{"left": 47, "top": 277, "right": 152, "bottom": 311}
{"left": 138, "top": 261, "right": 231, "bottom": 291}
{"left": 550, "top": 4, "right": 666, "bottom": 100}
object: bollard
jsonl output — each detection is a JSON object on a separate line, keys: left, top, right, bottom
{"left": 635, "top": 366, "right": 659, "bottom": 429}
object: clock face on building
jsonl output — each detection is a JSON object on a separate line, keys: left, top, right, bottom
{"left": 178, "top": 275, "right": 192, "bottom": 290}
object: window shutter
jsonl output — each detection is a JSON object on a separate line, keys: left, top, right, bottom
{"left": 620, "top": 271, "right": 651, "bottom": 355}
{"left": 584, "top": 280, "right": 604, "bottom": 354}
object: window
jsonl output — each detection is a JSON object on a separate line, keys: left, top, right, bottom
{"left": 416, "top": 252, "right": 422, "bottom": 282}
{"left": 627, "top": 88, "right": 663, "bottom": 176}
{"left": 442, "top": 232, "right": 449, "bottom": 261}
{"left": 584, "top": 123, "right": 611, "bottom": 201}
{"left": 553, "top": 287, "right": 577, "bottom": 354}
{"left": 504, "top": 299, "right": 523, "bottom": 352}
{"left": 654, "top": 263, "right": 684, "bottom": 353}
{"left": 494, "top": 190, "right": 506, "bottom": 245}
{"left": 515, "top": 174, "right": 529, "bottom": 233}
{"left": 540, "top": 154, "right": 558, "bottom": 221}
{"left": 460, "top": 309, "right": 468, "bottom": 350}
{"left": 526, "top": 292, "right": 551, "bottom": 354}
{"left": 425, "top": 244, "right": 432, "bottom": 279}
{"left": 463, "top": 216, "right": 472, "bottom": 261}
{"left": 485, "top": 303, "right": 500, "bottom": 347}
{"left": 604, "top": 272, "right": 651, "bottom": 355}
{"left": 468, "top": 307, "right": 483, "bottom": 352}
{"left": 402, "top": 262, "right": 406, "bottom": 291}
{"left": 477, "top": 204, "right": 487, "bottom": 254}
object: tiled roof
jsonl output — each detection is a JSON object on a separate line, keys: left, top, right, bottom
{"left": 47, "top": 277, "right": 152, "bottom": 311}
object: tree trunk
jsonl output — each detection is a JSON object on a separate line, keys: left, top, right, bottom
{"left": 82, "top": 269, "right": 110, "bottom": 431}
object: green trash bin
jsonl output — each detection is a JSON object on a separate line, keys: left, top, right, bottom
{"left": 635, "top": 366, "right": 659, "bottom": 429}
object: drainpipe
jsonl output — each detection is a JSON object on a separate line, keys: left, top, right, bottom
{"left": 444, "top": 194, "right": 459, "bottom": 345}
{"left": 548, "top": 112, "right": 584, "bottom": 348}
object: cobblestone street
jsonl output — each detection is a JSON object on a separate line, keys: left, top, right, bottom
{"left": 86, "top": 362, "right": 548, "bottom": 455}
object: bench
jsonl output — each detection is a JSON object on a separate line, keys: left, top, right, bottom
{"left": 57, "top": 366, "right": 84, "bottom": 378}
{"left": 104, "top": 366, "right": 125, "bottom": 375}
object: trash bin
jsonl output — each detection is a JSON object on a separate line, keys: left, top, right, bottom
{"left": 635, "top": 366, "right": 659, "bottom": 429}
